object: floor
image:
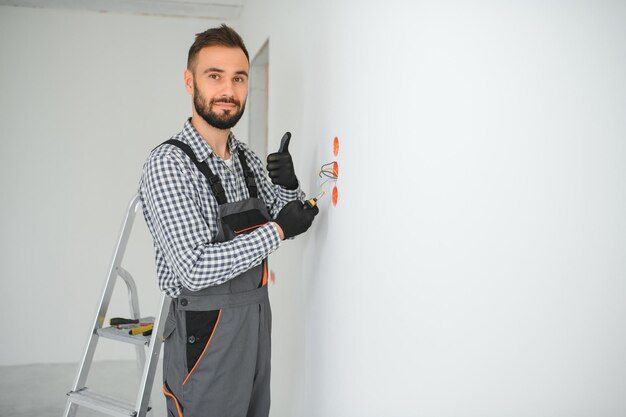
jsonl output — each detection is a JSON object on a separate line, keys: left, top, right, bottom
{"left": 0, "top": 360, "right": 166, "bottom": 416}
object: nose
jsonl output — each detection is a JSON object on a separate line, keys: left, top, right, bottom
{"left": 219, "top": 79, "right": 236, "bottom": 98}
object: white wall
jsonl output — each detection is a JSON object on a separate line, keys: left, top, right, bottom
{"left": 0, "top": 6, "right": 229, "bottom": 364}
{"left": 2, "top": 1, "right": 626, "bottom": 416}
{"left": 237, "top": 0, "right": 626, "bottom": 416}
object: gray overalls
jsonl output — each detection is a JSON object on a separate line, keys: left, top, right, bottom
{"left": 160, "top": 140, "right": 273, "bottom": 417}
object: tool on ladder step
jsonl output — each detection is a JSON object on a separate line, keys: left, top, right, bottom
{"left": 110, "top": 317, "right": 140, "bottom": 325}
{"left": 129, "top": 324, "right": 154, "bottom": 336}
{"left": 110, "top": 317, "right": 152, "bottom": 331}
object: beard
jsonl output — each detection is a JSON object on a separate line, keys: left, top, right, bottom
{"left": 193, "top": 81, "right": 246, "bottom": 130}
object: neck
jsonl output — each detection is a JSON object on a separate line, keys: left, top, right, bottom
{"left": 190, "top": 114, "right": 231, "bottom": 160}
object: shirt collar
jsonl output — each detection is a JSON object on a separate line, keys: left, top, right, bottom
{"left": 181, "top": 118, "right": 241, "bottom": 162}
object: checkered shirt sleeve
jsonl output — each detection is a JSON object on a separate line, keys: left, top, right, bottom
{"left": 139, "top": 125, "right": 303, "bottom": 297}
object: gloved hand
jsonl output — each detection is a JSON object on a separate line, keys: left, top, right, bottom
{"left": 273, "top": 200, "right": 319, "bottom": 240}
{"left": 267, "top": 132, "right": 298, "bottom": 190}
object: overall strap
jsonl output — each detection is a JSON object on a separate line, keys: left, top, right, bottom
{"left": 161, "top": 139, "right": 228, "bottom": 205}
{"left": 237, "top": 147, "right": 258, "bottom": 198}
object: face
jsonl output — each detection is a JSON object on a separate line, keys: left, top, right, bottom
{"left": 185, "top": 45, "right": 249, "bottom": 130}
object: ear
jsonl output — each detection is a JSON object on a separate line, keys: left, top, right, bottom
{"left": 184, "top": 69, "right": 194, "bottom": 96}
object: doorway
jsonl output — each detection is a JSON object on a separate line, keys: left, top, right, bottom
{"left": 247, "top": 40, "right": 269, "bottom": 159}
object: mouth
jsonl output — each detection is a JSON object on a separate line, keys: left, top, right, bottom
{"left": 213, "top": 102, "right": 237, "bottom": 109}
{"left": 212, "top": 98, "right": 239, "bottom": 109}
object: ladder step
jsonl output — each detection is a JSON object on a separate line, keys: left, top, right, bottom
{"left": 97, "top": 317, "right": 155, "bottom": 346}
{"left": 67, "top": 387, "right": 150, "bottom": 416}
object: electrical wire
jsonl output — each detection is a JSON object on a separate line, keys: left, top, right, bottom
{"left": 319, "top": 162, "right": 338, "bottom": 180}
{"left": 315, "top": 161, "right": 338, "bottom": 200}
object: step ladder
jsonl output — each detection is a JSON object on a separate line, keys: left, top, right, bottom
{"left": 64, "top": 195, "right": 171, "bottom": 417}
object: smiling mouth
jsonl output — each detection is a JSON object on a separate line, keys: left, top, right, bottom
{"left": 213, "top": 101, "right": 238, "bottom": 110}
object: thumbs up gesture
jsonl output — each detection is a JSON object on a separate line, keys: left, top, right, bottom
{"left": 266, "top": 132, "right": 298, "bottom": 190}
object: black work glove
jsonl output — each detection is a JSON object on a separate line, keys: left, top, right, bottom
{"left": 267, "top": 132, "right": 298, "bottom": 190}
{"left": 274, "top": 200, "right": 319, "bottom": 240}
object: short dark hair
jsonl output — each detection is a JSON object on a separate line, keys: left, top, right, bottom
{"left": 187, "top": 24, "right": 249, "bottom": 71}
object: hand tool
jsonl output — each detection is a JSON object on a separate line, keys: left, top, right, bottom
{"left": 305, "top": 198, "right": 318, "bottom": 208}
{"left": 110, "top": 317, "right": 139, "bottom": 326}
{"left": 129, "top": 324, "right": 154, "bottom": 336}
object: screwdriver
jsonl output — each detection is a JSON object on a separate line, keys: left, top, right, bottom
{"left": 110, "top": 317, "right": 139, "bottom": 326}
{"left": 129, "top": 324, "right": 154, "bottom": 336}
{"left": 305, "top": 198, "right": 317, "bottom": 208}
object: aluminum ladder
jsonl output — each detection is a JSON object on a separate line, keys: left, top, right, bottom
{"left": 64, "top": 195, "right": 171, "bottom": 417}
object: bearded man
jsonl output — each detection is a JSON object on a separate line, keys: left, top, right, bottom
{"left": 139, "top": 24, "right": 318, "bottom": 417}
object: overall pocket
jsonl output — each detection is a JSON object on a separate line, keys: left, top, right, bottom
{"left": 183, "top": 309, "right": 222, "bottom": 385}
{"left": 162, "top": 315, "right": 177, "bottom": 341}
{"left": 222, "top": 208, "right": 268, "bottom": 236}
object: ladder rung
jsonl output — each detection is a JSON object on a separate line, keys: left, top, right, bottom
{"left": 96, "top": 317, "right": 155, "bottom": 346}
{"left": 68, "top": 387, "right": 150, "bottom": 416}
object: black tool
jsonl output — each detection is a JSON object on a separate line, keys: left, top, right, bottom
{"left": 110, "top": 317, "right": 139, "bottom": 326}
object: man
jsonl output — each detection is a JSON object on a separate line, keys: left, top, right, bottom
{"left": 139, "top": 25, "right": 318, "bottom": 417}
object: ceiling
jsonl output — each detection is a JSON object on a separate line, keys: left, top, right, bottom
{"left": 0, "top": 0, "right": 246, "bottom": 19}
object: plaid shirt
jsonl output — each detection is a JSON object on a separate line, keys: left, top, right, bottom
{"left": 139, "top": 119, "right": 303, "bottom": 297}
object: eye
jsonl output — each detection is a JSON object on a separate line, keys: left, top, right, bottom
{"left": 234, "top": 76, "right": 246, "bottom": 83}
{"left": 209, "top": 74, "right": 220, "bottom": 80}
